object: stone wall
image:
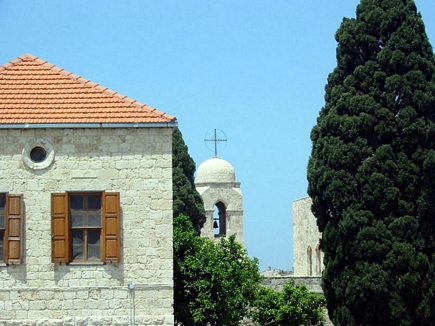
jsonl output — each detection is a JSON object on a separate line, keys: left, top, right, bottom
{"left": 263, "top": 275, "right": 323, "bottom": 294}
{"left": 0, "top": 127, "right": 174, "bottom": 325}
{"left": 293, "top": 197, "right": 324, "bottom": 277}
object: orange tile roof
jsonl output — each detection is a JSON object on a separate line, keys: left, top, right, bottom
{"left": 0, "top": 54, "right": 177, "bottom": 126}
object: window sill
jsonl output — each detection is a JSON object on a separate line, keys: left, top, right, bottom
{"left": 68, "top": 261, "right": 105, "bottom": 266}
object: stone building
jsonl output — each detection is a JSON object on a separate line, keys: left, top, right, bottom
{"left": 293, "top": 196, "right": 323, "bottom": 277}
{"left": 0, "top": 54, "right": 176, "bottom": 325}
{"left": 195, "top": 157, "right": 244, "bottom": 244}
{"left": 293, "top": 197, "right": 333, "bottom": 325}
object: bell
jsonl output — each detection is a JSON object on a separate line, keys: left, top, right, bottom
{"left": 213, "top": 220, "right": 218, "bottom": 229}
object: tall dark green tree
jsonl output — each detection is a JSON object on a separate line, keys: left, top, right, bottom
{"left": 308, "top": 1, "right": 435, "bottom": 325}
{"left": 172, "top": 128, "right": 206, "bottom": 231}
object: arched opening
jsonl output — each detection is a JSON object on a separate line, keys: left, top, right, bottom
{"left": 213, "top": 201, "right": 226, "bottom": 237}
{"left": 315, "top": 243, "right": 322, "bottom": 276}
{"left": 307, "top": 246, "right": 313, "bottom": 276}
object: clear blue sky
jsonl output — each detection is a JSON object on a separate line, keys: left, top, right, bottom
{"left": 1, "top": 1, "right": 434, "bottom": 271}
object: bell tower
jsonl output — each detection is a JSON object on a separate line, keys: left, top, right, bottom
{"left": 195, "top": 157, "right": 244, "bottom": 244}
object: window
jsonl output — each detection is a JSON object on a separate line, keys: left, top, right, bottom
{"left": 22, "top": 138, "right": 55, "bottom": 170}
{"left": 51, "top": 192, "right": 120, "bottom": 263}
{"left": 0, "top": 193, "right": 24, "bottom": 265}
{"left": 70, "top": 194, "right": 102, "bottom": 261}
{"left": 29, "top": 146, "right": 47, "bottom": 163}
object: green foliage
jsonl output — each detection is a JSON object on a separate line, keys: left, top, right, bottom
{"left": 172, "top": 128, "right": 206, "bottom": 231}
{"left": 172, "top": 128, "right": 326, "bottom": 325}
{"left": 250, "top": 286, "right": 282, "bottom": 325}
{"left": 251, "top": 282, "right": 326, "bottom": 326}
{"left": 308, "top": 1, "right": 435, "bottom": 325}
{"left": 174, "top": 215, "right": 261, "bottom": 326}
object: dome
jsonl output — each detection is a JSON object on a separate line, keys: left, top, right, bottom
{"left": 196, "top": 157, "right": 236, "bottom": 183}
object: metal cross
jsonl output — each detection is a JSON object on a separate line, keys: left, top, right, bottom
{"left": 205, "top": 129, "right": 227, "bottom": 157}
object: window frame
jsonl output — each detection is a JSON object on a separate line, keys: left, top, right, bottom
{"left": 0, "top": 194, "right": 5, "bottom": 262}
{"left": 70, "top": 193, "right": 103, "bottom": 262}
{"left": 51, "top": 192, "right": 120, "bottom": 264}
{"left": 0, "top": 193, "right": 24, "bottom": 265}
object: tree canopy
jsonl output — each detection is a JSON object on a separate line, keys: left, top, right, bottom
{"left": 174, "top": 215, "right": 261, "bottom": 326}
{"left": 251, "top": 281, "right": 325, "bottom": 326}
{"left": 172, "top": 128, "right": 206, "bottom": 231}
{"left": 308, "top": 0, "right": 435, "bottom": 325}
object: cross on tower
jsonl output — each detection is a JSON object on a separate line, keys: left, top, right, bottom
{"left": 204, "top": 129, "right": 227, "bottom": 157}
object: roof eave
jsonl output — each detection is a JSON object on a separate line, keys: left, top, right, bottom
{"left": 0, "top": 121, "right": 178, "bottom": 129}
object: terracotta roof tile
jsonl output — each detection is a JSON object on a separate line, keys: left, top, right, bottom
{"left": 0, "top": 54, "right": 176, "bottom": 125}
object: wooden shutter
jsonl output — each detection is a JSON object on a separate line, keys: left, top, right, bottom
{"left": 51, "top": 193, "right": 70, "bottom": 263}
{"left": 102, "top": 192, "right": 120, "bottom": 262}
{"left": 5, "top": 194, "right": 23, "bottom": 264}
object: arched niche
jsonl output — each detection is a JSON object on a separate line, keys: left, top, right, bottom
{"left": 315, "top": 243, "right": 322, "bottom": 276}
{"left": 307, "top": 246, "right": 313, "bottom": 276}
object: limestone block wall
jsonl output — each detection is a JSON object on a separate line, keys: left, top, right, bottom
{"left": 262, "top": 275, "right": 323, "bottom": 294}
{"left": 293, "top": 197, "right": 323, "bottom": 277}
{"left": 0, "top": 127, "right": 173, "bottom": 325}
{"left": 196, "top": 183, "right": 244, "bottom": 244}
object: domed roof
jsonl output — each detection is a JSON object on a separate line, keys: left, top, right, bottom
{"left": 196, "top": 157, "right": 236, "bottom": 183}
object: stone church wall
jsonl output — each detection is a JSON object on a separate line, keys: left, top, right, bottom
{"left": 293, "top": 196, "right": 323, "bottom": 277}
{"left": 292, "top": 197, "right": 333, "bottom": 325}
{"left": 0, "top": 127, "right": 173, "bottom": 325}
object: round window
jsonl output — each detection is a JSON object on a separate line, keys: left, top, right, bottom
{"left": 22, "top": 138, "right": 55, "bottom": 170}
{"left": 30, "top": 146, "right": 47, "bottom": 163}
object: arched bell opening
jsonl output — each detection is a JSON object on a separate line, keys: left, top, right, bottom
{"left": 213, "top": 201, "right": 226, "bottom": 237}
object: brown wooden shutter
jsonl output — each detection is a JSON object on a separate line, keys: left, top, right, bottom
{"left": 102, "top": 192, "right": 120, "bottom": 262}
{"left": 51, "top": 193, "right": 70, "bottom": 263}
{"left": 5, "top": 194, "right": 23, "bottom": 264}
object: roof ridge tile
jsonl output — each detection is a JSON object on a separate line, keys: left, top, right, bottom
{"left": 18, "top": 54, "right": 38, "bottom": 61}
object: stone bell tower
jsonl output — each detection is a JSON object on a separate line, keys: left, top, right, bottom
{"left": 195, "top": 157, "right": 244, "bottom": 244}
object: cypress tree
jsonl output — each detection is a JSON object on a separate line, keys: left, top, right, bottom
{"left": 172, "top": 128, "right": 206, "bottom": 231}
{"left": 307, "top": 1, "right": 435, "bottom": 325}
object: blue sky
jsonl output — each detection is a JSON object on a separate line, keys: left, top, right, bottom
{"left": 1, "top": 1, "right": 434, "bottom": 271}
